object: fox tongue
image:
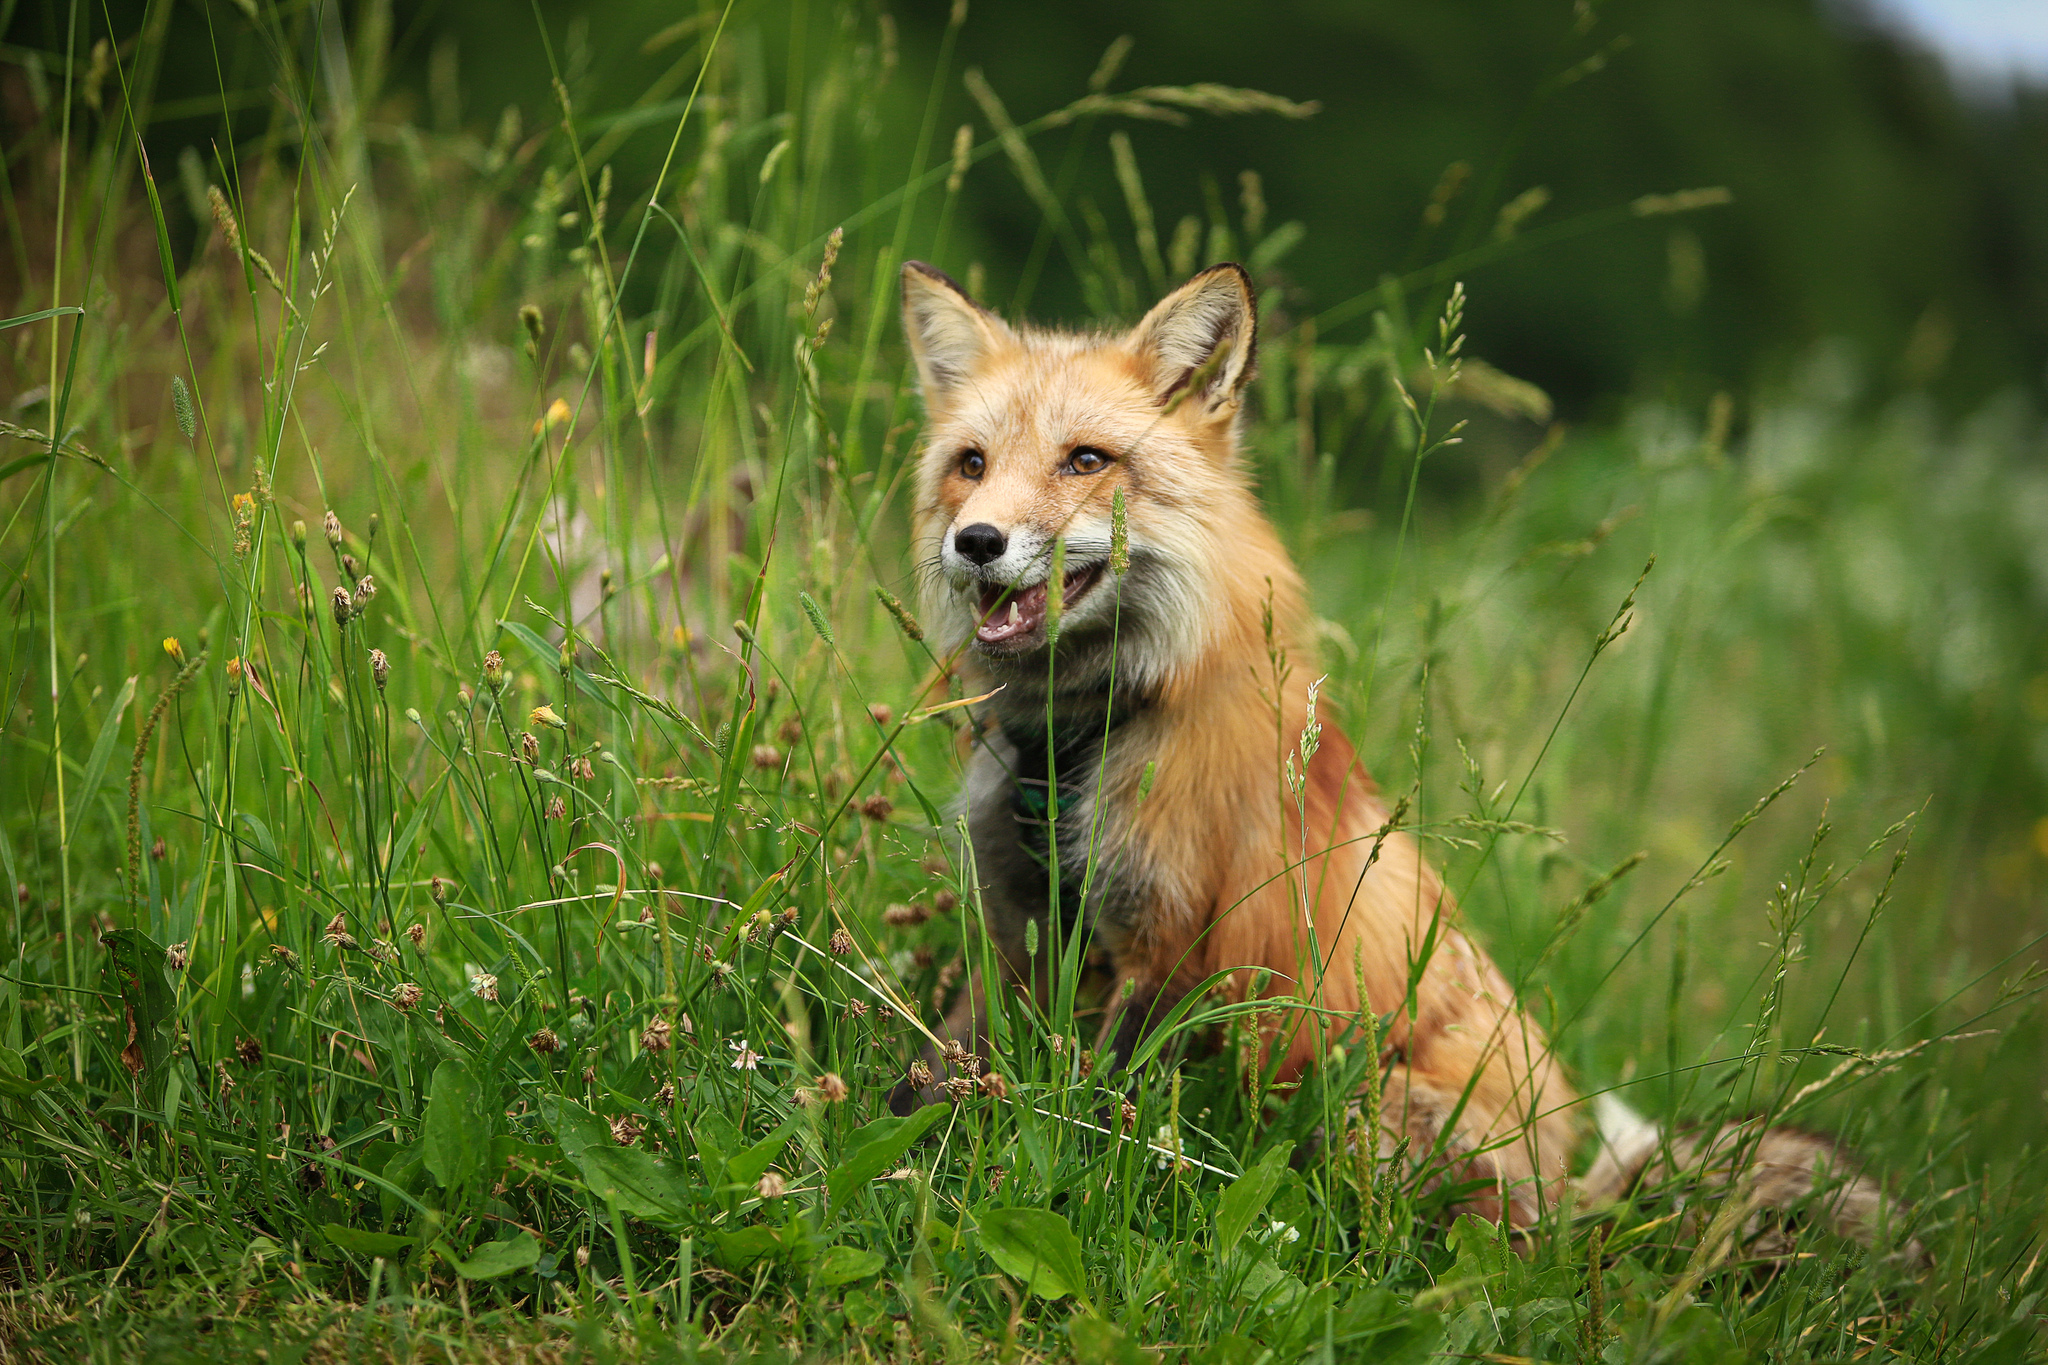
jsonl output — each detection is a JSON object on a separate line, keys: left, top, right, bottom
{"left": 977, "top": 582, "right": 1049, "bottom": 643}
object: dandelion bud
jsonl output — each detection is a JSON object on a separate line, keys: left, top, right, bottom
{"left": 907, "top": 1060, "right": 932, "bottom": 1088}
{"left": 369, "top": 648, "right": 389, "bottom": 691}
{"left": 163, "top": 637, "right": 184, "bottom": 664}
{"left": 640, "top": 1016, "right": 672, "bottom": 1053}
{"left": 366, "top": 512, "right": 380, "bottom": 544}
{"left": 291, "top": 519, "right": 307, "bottom": 550}
{"left": 323, "top": 510, "right": 343, "bottom": 546}
{"left": 756, "top": 1171, "right": 786, "bottom": 1200}
{"left": 829, "top": 927, "right": 854, "bottom": 955}
{"left": 331, "top": 586, "right": 353, "bottom": 627}
{"left": 528, "top": 1027, "right": 561, "bottom": 1055}
{"left": 481, "top": 650, "right": 505, "bottom": 693}
{"left": 351, "top": 575, "right": 376, "bottom": 613}
{"left": 520, "top": 732, "right": 539, "bottom": 764}
{"left": 165, "top": 942, "right": 190, "bottom": 971}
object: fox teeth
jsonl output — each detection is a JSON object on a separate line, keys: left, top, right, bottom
{"left": 1007, "top": 601, "right": 1022, "bottom": 625}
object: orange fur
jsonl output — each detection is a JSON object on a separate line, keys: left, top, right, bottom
{"left": 898, "top": 260, "right": 1917, "bottom": 1249}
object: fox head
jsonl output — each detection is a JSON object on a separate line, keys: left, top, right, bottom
{"left": 903, "top": 261, "right": 1278, "bottom": 696}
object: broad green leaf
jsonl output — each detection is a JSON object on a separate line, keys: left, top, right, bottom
{"left": 101, "top": 928, "right": 176, "bottom": 1100}
{"left": 976, "top": 1206, "right": 1089, "bottom": 1302}
{"left": 1213, "top": 1143, "right": 1291, "bottom": 1251}
{"left": 825, "top": 1102, "right": 949, "bottom": 1206}
{"left": 1069, "top": 1313, "right": 1149, "bottom": 1365}
{"left": 540, "top": 1094, "right": 691, "bottom": 1224}
{"left": 1230, "top": 1253, "right": 1305, "bottom": 1309}
{"left": 710, "top": 1224, "right": 782, "bottom": 1270}
{"left": 727, "top": 1111, "right": 802, "bottom": 1188}
{"left": 441, "top": 1231, "right": 539, "bottom": 1279}
{"left": 322, "top": 1224, "right": 414, "bottom": 1258}
{"left": 422, "top": 1060, "right": 490, "bottom": 1193}
{"left": 814, "top": 1245, "right": 885, "bottom": 1287}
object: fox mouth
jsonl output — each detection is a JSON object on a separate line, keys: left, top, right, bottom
{"left": 974, "top": 561, "right": 1107, "bottom": 647}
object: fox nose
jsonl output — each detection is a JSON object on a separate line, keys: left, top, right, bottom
{"left": 953, "top": 522, "right": 1007, "bottom": 566}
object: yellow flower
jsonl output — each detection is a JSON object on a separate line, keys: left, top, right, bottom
{"left": 530, "top": 704, "right": 567, "bottom": 730}
{"left": 163, "top": 637, "right": 184, "bottom": 664}
{"left": 532, "top": 397, "right": 573, "bottom": 434}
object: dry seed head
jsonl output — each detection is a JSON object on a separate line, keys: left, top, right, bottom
{"left": 323, "top": 510, "right": 343, "bottom": 547}
{"left": 470, "top": 971, "right": 499, "bottom": 1002}
{"left": 933, "top": 890, "right": 958, "bottom": 915}
{"left": 867, "top": 703, "right": 894, "bottom": 727}
{"left": 520, "top": 732, "right": 540, "bottom": 764}
{"left": 342, "top": 553, "right": 360, "bottom": 580}
{"left": 750, "top": 743, "right": 782, "bottom": 770}
{"left": 939, "top": 1038, "right": 967, "bottom": 1066}
{"left": 656, "top": 1080, "right": 676, "bottom": 1106}
{"left": 151, "top": 837, "right": 166, "bottom": 862}
{"left": 978, "top": 1071, "right": 1010, "bottom": 1100}
{"left": 943, "top": 1076, "right": 976, "bottom": 1101}
{"left": 235, "top": 1037, "right": 263, "bottom": 1068}
{"left": 641, "top": 1016, "right": 673, "bottom": 1053}
{"left": 528, "top": 1027, "right": 561, "bottom": 1055}
{"left": 369, "top": 648, "right": 390, "bottom": 691}
{"left": 573, "top": 756, "right": 596, "bottom": 781}
{"left": 609, "top": 1114, "right": 643, "bottom": 1146}
{"left": 883, "top": 902, "right": 929, "bottom": 928}
{"left": 907, "top": 1060, "right": 933, "bottom": 1088}
{"left": 819, "top": 1072, "right": 849, "bottom": 1103}
{"left": 481, "top": 650, "right": 505, "bottom": 692}
{"left": 858, "top": 793, "right": 893, "bottom": 822}
{"left": 330, "top": 587, "right": 353, "bottom": 627}
{"left": 844, "top": 999, "right": 868, "bottom": 1020}
{"left": 727, "top": 1037, "right": 762, "bottom": 1071}
{"left": 756, "top": 1171, "right": 787, "bottom": 1200}
{"left": 165, "top": 942, "right": 190, "bottom": 971}
{"left": 829, "top": 927, "right": 854, "bottom": 955}
{"left": 543, "top": 796, "right": 566, "bottom": 821}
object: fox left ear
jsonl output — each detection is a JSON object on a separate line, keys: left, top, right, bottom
{"left": 1127, "top": 263, "right": 1257, "bottom": 412}
{"left": 902, "top": 262, "right": 1012, "bottom": 406}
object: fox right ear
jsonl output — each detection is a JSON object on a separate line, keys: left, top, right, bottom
{"left": 902, "top": 262, "right": 1010, "bottom": 404}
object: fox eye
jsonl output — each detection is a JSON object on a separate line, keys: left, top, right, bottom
{"left": 958, "top": 449, "right": 985, "bottom": 479}
{"left": 1065, "top": 446, "right": 1112, "bottom": 475}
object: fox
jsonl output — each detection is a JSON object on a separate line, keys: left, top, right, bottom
{"left": 897, "top": 257, "right": 1921, "bottom": 1258}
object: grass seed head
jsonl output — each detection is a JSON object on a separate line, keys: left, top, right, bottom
{"left": 165, "top": 942, "right": 189, "bottom": 971}
{"left": 819, "top": 1073, "right": 849, "bottom": 1102}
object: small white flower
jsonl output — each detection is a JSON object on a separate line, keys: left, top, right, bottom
{"left": 727, "top": 1037, "right": 762, "bottom": 1071}
{"left": 469, "top": 971, "right": 499, "bottom": 1002}
{"left": 1258, "top": 1220, "right": 1301, "bottom": 1246}
{"left": 1151, "top": 1123, "right": 1186, "bottom": 1172}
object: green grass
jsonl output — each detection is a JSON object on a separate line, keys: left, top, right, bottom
{"left": 4, "top": 4, "right": 2047, "bottom": 1362}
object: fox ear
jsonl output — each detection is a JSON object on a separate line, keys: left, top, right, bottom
{"left": 1128, "top": 263, "right": 1257, "bottom": 411}
{"left": 902, "top": 262, "right": 1010, "bottom": 404}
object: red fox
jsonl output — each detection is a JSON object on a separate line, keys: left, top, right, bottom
{"left": 899, "top": 259, "right": 1919, "bottom": 1256}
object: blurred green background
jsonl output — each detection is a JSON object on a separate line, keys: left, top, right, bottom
{"left": 11, "top": 0, "right": 2048, "bottom": 417}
